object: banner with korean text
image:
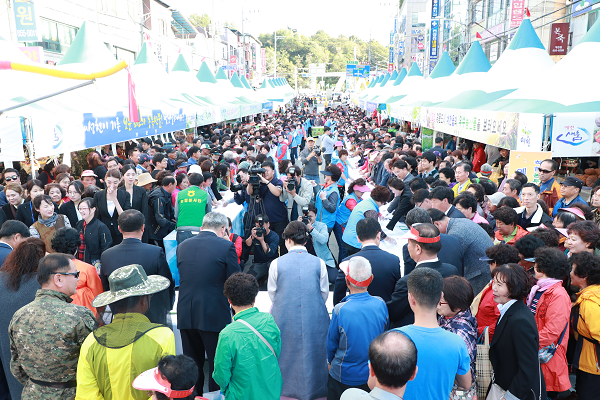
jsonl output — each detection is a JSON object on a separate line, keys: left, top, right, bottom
{"left": 13, "top": 0, "right": 40, "bottom": 42}
{"left": 508, "top": 151, "right": 553, "bottom": 185}
{"left": 419, "top": 107, "right": 545, "bottom": 151}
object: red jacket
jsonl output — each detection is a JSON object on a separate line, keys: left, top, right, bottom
{"left": 476, "top": 282, "right": 500, "bottom": 341}
{"left": 535, "top": 282, "right": 571, "bottom": 392}
{"left": 472, "top": 146, "right": 486, "bottom": 172}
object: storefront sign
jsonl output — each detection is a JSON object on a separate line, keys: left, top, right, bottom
{"left": 549, "top": 23, "right": 569, "bottom": 55}
{"left": 432, "top": 0, "right": 440, "bottom": 18}
{"left": 508, "top": 151, "right": 553, "bottom": 184}
{"left": 261, "top": 48, "right": 266, "bottom": 74}
{"left": 552, "top": 112, "right": 600, "bottom": 157}
{"left": 430, "top": 20, "right": 439, "bottom": 59}
{"left": 510, "top": 0, "right": 526, "bottom": 28}
{"left": 479, "top": 24, "right": 504, "bottom": 43}
{"left": 13, "top": 0, "right": 40, "bottom": 42}
{"left": 389, "top": 46, "right": 394, "bottom": 63}
{"left": 399, "top": 41, "right": 405, "bottom": 56}
{"left": 19, "top": 46, "right": 43, "bottom": 63}
{"left": 388, "top": 63, "right": 394, "bottom": 73}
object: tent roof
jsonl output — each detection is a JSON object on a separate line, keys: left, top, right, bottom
{"left": 57, "top": 21, "right": 116, "bottom": 66}
{"left": 454, "top": 41, "right": 491, "bottom": 75}
{"left": 393, "top": 68, "right": 408, "bottom": 86}
{"left": 196, "top": 61, "right": 217, "bottom": 83}
{"left": 379, "top": 72, "right": 391, "bottom": 86}
{"left": 240, "top": 74, "right": 252, "bottom": 89}
{"left": 230, "top": 72, "right": 244, "bottom": 88}
{"left": 390, "top": 70, "right": 398, "bottom": 80}
{"left": 429, "top": 52, "right": 455, "bottom": 79}
{"left": 407, "top": 62, "right": 422, "bottom": 77}
{"left": 506, "top": 19, "right": 545, "bottom": 50}
{"left": 580, "top": 14, "right": 600, "bottom": 44}
{"left": 171, "top": 54, "right": 191, "bottom": 72}
{"left": 134, "top": 42, "right": 159, "bottom": 65}
{"left": 215, "top": 68, "right": 228, "bottom": 80}
{"left": 260, "top": 79, "right": 268, "bottom": 88}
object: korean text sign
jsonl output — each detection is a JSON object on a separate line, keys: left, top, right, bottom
{"left": 549, "top": 23, "right": 569, "bottom": 55}
{"left": 13, "top": 0, "right": 40, "bottom": 42}
{"left": 508, "top": 151, "right": 552, "bottom": 185}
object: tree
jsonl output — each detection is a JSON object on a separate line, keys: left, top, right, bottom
{"left": 188, "top": 13, "right": 210, "bottom": 29}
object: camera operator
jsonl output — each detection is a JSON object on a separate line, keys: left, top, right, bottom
{"left": 244, "top": 214, "right": 279, "bottom": 285}
{"left": 300, "top": 137, "right": 322, "bottom": 197}
{"left": 299, "top": 204, "right": 336, "bottom": 283}
{"left": 246, "top": 161, "right": 289, "bottom": 255}
{"left": 280, "top": 166, "right": 314, "bottom": 223}
{"left": 316, "top": 164, "right": 342, "bottom": 234}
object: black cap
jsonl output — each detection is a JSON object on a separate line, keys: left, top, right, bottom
{"left": 561, "top": 176, "right": 583, "bottom": 189}
{"left": 141, "top": 137, "right": 152, "bottom": 145}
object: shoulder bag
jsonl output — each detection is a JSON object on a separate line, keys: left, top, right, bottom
{"left": 539, "top": 322, "right": 568, "bottom": 363}
{"left": 476, "top": 327, "right": 493, "bottom": 399}
{"left": 238, "top": 319, "right": 277, "bottom": 358}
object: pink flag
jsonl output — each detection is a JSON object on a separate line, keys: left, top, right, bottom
{"left": 127, "top": 67, "right": 140, "bottom": 123}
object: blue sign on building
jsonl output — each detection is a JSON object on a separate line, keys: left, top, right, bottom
{"left": 432, "top": 0, "right": 440, "bottom": 18}
{"left": 430, "top": 20, "right": 439, "bottom": 59}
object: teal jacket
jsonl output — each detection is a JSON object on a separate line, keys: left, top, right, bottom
{"left": 213, "top": 307, "right": 283, "bottom": 400}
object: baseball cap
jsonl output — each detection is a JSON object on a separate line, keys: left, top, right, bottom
{"left": 339, "top": 257, "right": 373, "bottom": 287}
{"left": 334, "top": 141, "right": 343, "bottom": 147}
{"left": 488, "top": 192, "right": 506, "bottom": 206}
{"left": 352, "top": 184, "right": 371, "bottom": 193}
{"left": 400, "top": 226, "right": 441, "bottom": 243}
{"left": 138, "top": 153, "right": 151, "bottom": 164}
{"left": 306, "top": 136, "right": 315, "bottom": 141}
{"left": 561, "top": 176, "right": 583, "bottom": 189}
{"left": 211, "top": 147, "right": 222, "bottom": 155}
{"left": 141, "top": 137, "right": 152, "bottom": 145}
{"left": 479, "top": 256, "right": 494, "bottom": 262}
{"left": 132, "top": 367, "right": 195, "bottom": 399}
{"left": 188, "top": 165, "right": 202, "bottom": 175}
{"left": 201, "top": 143, "right": 211, "bottom": 149}
{"left": 81, "top": 170, "right": 98, "bottom": 178}
{"left": 558, "top": 207, "right": 586, "bottom": 220}
{"left": 321, "top": 170, "right": 333, "bottom": 176}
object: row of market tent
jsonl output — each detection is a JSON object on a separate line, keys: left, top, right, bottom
{"left": 353, "top": 17, "right": 600, "bottom": 156}
{"left": 0, "top": 21, "right": 296, "bottom": 159}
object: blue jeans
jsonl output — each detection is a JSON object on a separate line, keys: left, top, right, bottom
{"left": 304, "top": 174, "right": 320, "bottom": 198}
{"left": 332, "top": 222, "right": 346, "bottom": 262}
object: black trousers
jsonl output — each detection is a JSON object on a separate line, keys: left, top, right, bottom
{"left": 343, "top": 242, "right": 361, "bottom": 257}
{"left": 576, "top": 368, "right": 600, "bottom": 400}
{"left": 269, "top": 219, "right": 289, "bottom": 256}
{"left": 180, "top": 329, "right": 220, "bottom": 395}
{"left": 324, "top": 153, "right": 332, "bottom": 166}
{"left": 327, "top": 374, "right": 369, "bottom": 400}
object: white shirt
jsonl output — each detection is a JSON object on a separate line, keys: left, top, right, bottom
{"left": 415, "top": 257, "right": 439, "bottom": 267}
{"left": 268, "top": 245, "right": 329, "bottom": 302}
{"left": 106, "top": 200, "right": 116, "bottom": 217}
{"left": 497, "top": 299, "right": 517, "bottom": 323}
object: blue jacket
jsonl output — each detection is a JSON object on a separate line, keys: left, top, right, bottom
{"left": 310, "top": 220, "right": 335, "bottom": 268}
{"left": 327, "top": 292, "right": 389, "bottom": 385}
{"left": 336, "top": 193, "right": 361, "bottom": 226}
{"left": 316, "top": 184, "right": 340, "bottom": 228}
{"left": 291, "top": 128, "right": 303, "bottom": 148}
{"left": 552, "top": 195, "right": 587, "bottom": 216}
{"left": 342, "top": 197, "right": 379, "bottom": 248}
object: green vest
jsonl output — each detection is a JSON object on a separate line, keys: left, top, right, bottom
{"left": 176, "top": 186, "right": 208, "bottom": 228}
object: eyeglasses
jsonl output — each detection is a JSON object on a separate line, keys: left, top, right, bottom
{"left": 78, "top": 207, "right": 89, "bottom": 212}
{"left": 5, "top": 176, "right": 18, "bottom": 181}
{"left": 439, "top": 301, "right": 448, "bottom": 305}
{"left": 538, "top": 168, "right": 554, "bottom": 174}
{"left": 52, "top": 271, "right": 80, "bottom": 278}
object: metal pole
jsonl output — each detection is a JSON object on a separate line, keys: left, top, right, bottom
{"left": 0, "top": 80, "right": 95, "bottom": 116}
{"left": 295, "top": 66, "right": 297, "bottom": 92}
{"left": 274, "top": 31, "right": 277, "bottom": 78}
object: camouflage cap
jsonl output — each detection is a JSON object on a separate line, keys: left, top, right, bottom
{"left": 92, "top": 264, "right": 171, "bottom": 308}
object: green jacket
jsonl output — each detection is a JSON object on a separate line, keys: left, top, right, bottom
{"left": 213, "top": 307, "right": 282, "bottom": 400}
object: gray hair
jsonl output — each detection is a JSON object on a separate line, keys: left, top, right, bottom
{"left": 347, "top": 256, "right": 372, "bottom": 289}
{"left": 405, "top": 207, "right": 431, "bottom": 228}
{"left": 202, "top": 212, "right": 228, "bottom": 231}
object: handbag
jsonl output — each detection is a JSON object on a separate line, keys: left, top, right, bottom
{"left": 486, "top": 382, "right": 506, "bottom": 400}
{"left": 539, "top": 322, "right": 568, "bottom": 363}
{"left": 476, "top": 327, "right": 493, "bottom": 399}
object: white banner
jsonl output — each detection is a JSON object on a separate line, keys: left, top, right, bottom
{"left": 551, "top": 112, "right": 600, "bottom": 157}
{"left": 0, "top": 117, "right": 26, "bottom": 161}
{"left": 419, "top": 106, "right": 545, "bottom": 151}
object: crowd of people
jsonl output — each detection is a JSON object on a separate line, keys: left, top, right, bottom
{"left": 0, "top": 97, "right": 598, "bottom": 400}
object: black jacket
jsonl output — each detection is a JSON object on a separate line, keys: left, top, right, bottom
{"left": 402, "top": 233, "right": 465, "bottom": 276}
{"left": 446, "top": 205, "right": 467, "bottom": 219}
{"left": 489, "top": 300, "right": 546, "bottom": 400}
{"left": 386, "top": 187, "right": 414, "bottom": 230}
{"left": 387, "top": 260, "right": 459, "bottom": 328}
{"left": 176, "top": 230, "right": 241, "bottom": 332}
{"left": 75, "top": 217, "right": 113, "bottom": 264}
{"left": 119, "top": 185, "right": 149, "bottom": 243}
{"left": 2, "top": 203, "right": 18, "bottom": 221}
{"left": 93, "top": 190, "right": 131, "bottom": 246}
{"left": 100, "top": 238, "right": 174, "bottom": 324}
{"left": 333, "top": 245, "right": 401, "bottom": 305}
{"left": 59, "top": 200, "right": 81, "bottom": 227}
{"left": 148, "top": 187, "right": 176, "bottom": 240}
{"left": 16, "top": 200, "right": 58, "bottom": 227}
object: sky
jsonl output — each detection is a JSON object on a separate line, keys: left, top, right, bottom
{"left": 167, "top": 0, "right": 398, "bottom": 45}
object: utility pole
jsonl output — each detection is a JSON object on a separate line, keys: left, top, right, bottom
{"left": 274, "top": 31, "right": 277, "bottom": 77}
{"left": 295, "top": 66, "right": 298, "bottom": 92}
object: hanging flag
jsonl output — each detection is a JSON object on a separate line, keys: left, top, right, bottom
{"left": 526, "top": 8, "right": 531, "bottom": 17}
{"left": 476, "top": 32, "right": 482, "bottom": 39}
{"left": 127, "top": 67, "right": 140, "bottom": 123}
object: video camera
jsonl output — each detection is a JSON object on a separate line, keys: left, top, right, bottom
{"left": 313, "top": 147, "right": 321, "bottom": 156}
{"left": 248, "top": 162, "right": 266, "bottom": 193}
{"left": 301, "top": 205, "right": 310, "bottom": 225}
{"left": 287, "top": 167, "right": 296, "bottom": 192}
{"left": 230, "top": 174, "right": 245, "bottom": 192}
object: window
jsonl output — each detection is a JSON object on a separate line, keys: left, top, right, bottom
{"left": 488, "top": 0, "right": 503, "bottom": 17}
{"left": 28, "top": 19, "right": 77, "bottom": 53}
{"left": 589, "top": 10, "right": 599, "bottom": 31}
{"left": 472, "top": 1, "right": 484, "bottom": 22}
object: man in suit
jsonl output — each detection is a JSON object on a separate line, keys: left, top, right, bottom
{"left": 100, "top": 210, "right": 175, "bottom": 324}
{"left": 429, "top": 186, "right": 466, "bottom": 219}
{"left": 176, "top": 212, "right": 241, "bottom": 396}
{"left": 333, "top": 218, "right": 401, "bottom": 305}
{"left": 387, "top": 223, "right": 459, "bottom": 328}
{"left": 428, "top": 208, "right": 494, "bottom": 295}
{"left": 401, "top": 208, "right": 464, "bottom": 276}
{"left": 0, "top": 220, "right": 30, "bottom": 266}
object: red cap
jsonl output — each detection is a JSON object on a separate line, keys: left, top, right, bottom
{"left": 400, "top": 226, "right": 441, "bottom": 243}
{"left": 132, "top": 367, "right": 195, "bottom": 398}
